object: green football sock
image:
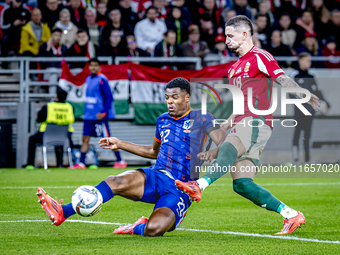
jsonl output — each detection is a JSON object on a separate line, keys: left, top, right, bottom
{"left": 202, "top": 142, "right": 238, "bottom": 185}
{"left": 233, "top": 178, "right": 281, "bottom": 212}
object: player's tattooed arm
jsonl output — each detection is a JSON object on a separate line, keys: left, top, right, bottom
{"left": 275, "top": 74, "right": 320, "bottom": 111}
{"left": 275, "top": 74, "right": 301, "bottom": 92}
{"left": 98, "top": 137, "right": 160, "bottom": 159}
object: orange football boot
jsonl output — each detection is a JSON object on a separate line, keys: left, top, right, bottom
{"left": 112, "top": 217, "right": 148, "bottom": 235}
{"left": 275, "top": 211, "right": 306, "bottom": 235}
{"left": 36, "top": 187, "right": 66, "bottom": 226}
{"left": 174, "top": 180, "right": 202, "bottom": 202}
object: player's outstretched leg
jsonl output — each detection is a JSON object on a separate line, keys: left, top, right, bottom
{"left": 37, "top": 170, "right": 146, "bottom": 225}
{"left": 231, "top": 160, "right": 305, "bottom": 235}
{"left": 175, "top": 137, "right": 243, "bottom": 202}
{"left": 113, "top": 207, "right": 176, "bottom": 237}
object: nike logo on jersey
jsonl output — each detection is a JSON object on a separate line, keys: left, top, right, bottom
{"left": 235, "top": 67, "right": 242, "bottom": 75}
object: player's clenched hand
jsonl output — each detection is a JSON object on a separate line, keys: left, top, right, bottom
{"left": 302, "top": 92, "right": 320, "bottom": 111}
{"left": 98, "top": 137, "right": 120, "bottom": 151}
{"left": 198, "top": 149, "right": 218, "bottom": 163}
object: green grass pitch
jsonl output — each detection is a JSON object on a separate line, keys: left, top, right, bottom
{"left": 1, "top": 167, "right": 339, "bottom": 254}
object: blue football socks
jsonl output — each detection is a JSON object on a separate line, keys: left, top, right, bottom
{"left": 133, "top": 223, "right": 146, "bottom": 236}
{"left": 62, "top": 181, "right": 114, "bottom": 219}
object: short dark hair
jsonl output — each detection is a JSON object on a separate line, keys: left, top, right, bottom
{"left": 77, "top": 28, "right": 87, "bottom": 35}
{"left": 225, "top": 15, "right": 254, "bottom": 36}
{"left": 302, "top": 9, "right": 313, "bottom": 16}
{"left": 332, "top": 8, "right": 340, "bottom": 14}
{"left": 166, "top": 77, "right": 191, "bottom": 95}
{"left": 110, "top": 8, "right": 120, "bottom": 13}
{"left": 298, "top": 52, "right": 311, "bottom": 60}
{"left": 145, "top": 6, "right": 157, "bottom": 15}
{"left": 88, "top": 58, "right": 100, "bottom": 64}
{"left": 255, "top": 13, "right": 267, "bottom": 20}
{"left": 111, "top": 28, "right": 121, "bottom": 35}
{"left": 271, "top": 29, "right": 282, "bottom": 37}
{"left": 164, "top": 29, "right": 176, "bottom": 37}
{"left": 51, "top": 27, "right": 62, "bottom": 34}
{"left": 57, "top": 87, "right": 68, "bottom": 102}
{"left": 280, "top": 12, "right": 291, "bottom": 19}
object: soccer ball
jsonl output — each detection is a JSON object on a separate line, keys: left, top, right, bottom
{"left": 315, "top": 100, "right": 328, "bottom": 116}
{"left": 72, "top": 185, "right": 103, "bottom": 217}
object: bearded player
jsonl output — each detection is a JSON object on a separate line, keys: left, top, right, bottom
{"left": 175, "top": 16, "right": 320, "bottom": 235}
{"left": 36, "top": 78, "right": 226, "bottom": 236}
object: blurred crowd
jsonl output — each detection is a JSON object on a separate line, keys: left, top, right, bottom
{"left": 1, "top": 0, "right": 340, "bottom": 69}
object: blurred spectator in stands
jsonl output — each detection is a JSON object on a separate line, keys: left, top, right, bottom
{"left": 38, "top": 27, "right": 67, "bottom": 62}
{"left": 41, "top": 0, "right": 63, "bottom": 29}
{"left": 67, "top": 0, "right": 86, "bottom": 28}
{"left": 212, "top": 34, "right": 232, "bottom": 57}
{"left": 118, "top": 0, "right": 139, "bottom": 29}
{"left": 325, "top": 9, "right": 340, "bottom": 49}
{"left": 134, "top": 6, "right": 166, "bottom": 54}
{"left": 154, "top": 30, "right": 182, "bottom": 70}
{"left": 153, "top": 0, "right": 167, "bottom": 21}
{"left": 181, "top": 24, "right": 210, "bottom": 70}
{"left": 101, "top": 29, "right": 128, "bottom": 63}
{"left": 267, "top": 30, "right": 292, "bottom": 68}
{"left": 19, "top": 8, "right": 50, "bottom": 56}
{"left": 166, "top": 6, "right": 189, "bottom": 44}
{"left": 96, "top": 2, "right": 108, "bottom": 23}
{"left": 199, "top": 0, "right": 224, "bottom": 29}
{"left": 1, "top": 0, "right": 31, "bottom": 58}
{"left": 222, "top": 0, "right": 253, "bottom": 22}
{"left": 223, "top": 9, "right": 236, "bottom": 23}
{"left": 290, "top": 52, "right": 330, "bottom": 162}
{"left": 294, "top": 9, "right": 323, "bottom": 48}
{"left": 254, "top": 14, "right": 270, "bottom": 49}
{"left": 278, "top": 13, "right": 296, "bottom": 50}
{"left": 322, "top": 36, "right": 340, "bottom": 68}
{"left": 124, "top": 35, "right": 150, "bottom": 64}
{"left": 101, "top": 8, "right": 133, "bottom": 47}
{"left": 258, "top": 0, "right": 275, "bottom": 29}
{"left": 65, "top": 29, "right": 97, "bottom": 68}
{"left": 82, "top": 8, "right": 101, "bottom": 47}
{"left": 55, "top": 8, "right": 78, "bottom": 49}
{"left": 169, "top": 0, "right": 192, "bottom": 25}
{"left": 38, "top": 27, "right": 67, "bottom": 92}
{"left": 252, "top": 23, "right": 262, "bottom": 48}
{"left": 296, "top": 31, "right": 323, "bottom": 67}
{"left": 274, "top": 0, "right": 302, "bottom": 21}
{"left": 199, "top": 12, "right": 217, "bottom": 51}
{"left": 311, "top": 0, "right": 330, "bottom": 25}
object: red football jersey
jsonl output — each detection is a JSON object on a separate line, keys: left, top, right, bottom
{"left": 227, "top": 46, "right": 285, "bottom": 128}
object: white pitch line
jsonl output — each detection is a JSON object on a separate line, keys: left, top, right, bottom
{"left": 0, "top": 219, "right": 339, "bottom": 244}
{"left": 212, "top": 182, "right": 340, "bottom": 187}
{"left": 0, "top": 186, "right": 77, "bottom": 189}
{"left": 1, "top": 182, "right": 340, "bottom": 190}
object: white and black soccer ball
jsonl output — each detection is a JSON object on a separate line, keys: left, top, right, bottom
{"left": 72, "top": 185, "right": 103, "bottom": 217}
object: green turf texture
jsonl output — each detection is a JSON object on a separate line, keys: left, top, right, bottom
{"left": 1, "top": 167, "right": 339, "bottom": 254}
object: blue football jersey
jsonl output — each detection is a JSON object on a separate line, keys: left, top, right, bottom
{"left": 84, "top": 73, "right": 115, "bottom": 120}
{"left": 153, "top": 108, "right": 219, "bottom": 181}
